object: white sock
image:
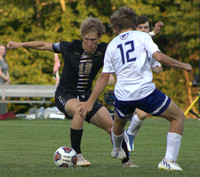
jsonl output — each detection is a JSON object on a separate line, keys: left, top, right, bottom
{"left": 127, "top": 114, "right": 143, "bottom": 136}
{"left": 165, "top": 132, "right": 182, "bottom": 162}
{"left": 111, "top": 128, "right": 124, "bottom": 150}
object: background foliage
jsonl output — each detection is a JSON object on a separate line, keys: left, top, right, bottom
{"left": 0, "top": 0, "right": 199, "bottom": 115}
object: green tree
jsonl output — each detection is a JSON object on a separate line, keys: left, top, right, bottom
{"left": 0, "top": 0, "right": 198, "bottom": 116}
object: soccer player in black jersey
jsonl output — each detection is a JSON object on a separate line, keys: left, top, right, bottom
{"left": 7, "top": 17, "right": 135, "bottom": 167}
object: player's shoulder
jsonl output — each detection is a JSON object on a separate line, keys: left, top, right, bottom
{"left": 60, "top": 40, "right": 81, "bottom": 47}
{"left": 97, "top": 42, "right": 108, "bottom": 52}
{"left": 131, "top": 31, "right": 150, "bottom": 38}
{"left": 130, "top": 31, "right": 152, "bottom": 44}
{"left": 111, "top": 31, "right": 149, "bottom": 42}
{"left": 60, "top": 40, "right": 83, "bottom": 52}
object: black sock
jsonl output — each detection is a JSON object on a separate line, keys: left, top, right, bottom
{"left": 70, "top": 128, "right": 83, "bottom": 154}
{"left": 122, "top": 139, "right": 129, "bottom": 164}
{"left": 111, "top": 137, "right": 129, "bottom": 164}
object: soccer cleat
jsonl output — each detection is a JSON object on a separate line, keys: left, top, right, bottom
{"left": 122, "top": 160, "right": 139, "bottom": 168}
{"left": 111, "top": 148, "right": 126, "bottom": 160}
{"left": 124, "top": 130, "right": 134, "bottom": 152}
{"left": 77, "top": 154, "right": 91, "bottom": 167}
{"left": 158, "top": 158, "right": 183, "bottom": 171}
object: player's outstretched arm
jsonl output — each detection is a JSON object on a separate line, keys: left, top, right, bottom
{"left": 153, "top": 52, "right": 192, "bottom": 72}
{"left": 6, "top": 41, "right": 53, "bottom": 51}
{"left": 79, "top": 73, "right": 110, "bottom": 118}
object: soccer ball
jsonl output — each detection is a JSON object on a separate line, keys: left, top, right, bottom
{"left": 54, "top": 146, "right": 77, "bottom": 167}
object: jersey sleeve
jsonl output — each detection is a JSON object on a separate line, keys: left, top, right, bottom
{"left": 143, "top": 34, "right": 160, "bottom": 56}
{"left": 52, "top": 42, "right": 61, "bottom": 53}
{"left": 102, "top": 44, "right": 115, "bottom": 73}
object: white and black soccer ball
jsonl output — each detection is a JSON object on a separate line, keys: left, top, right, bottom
{"left": 54, "top": 146, "right": 77, "bottom": 167}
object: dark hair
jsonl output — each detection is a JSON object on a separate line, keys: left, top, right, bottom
{"left": 80, "top": 17, "right": 105, "bottom": 38}
{"left": 136, "top": 15, "right": 153, "bottom": 31}
{"left": 0, "top": 44, "right": 7, "bottom": 62}
{"left": 109, "top": 7, "right": 137, "bottom": 32}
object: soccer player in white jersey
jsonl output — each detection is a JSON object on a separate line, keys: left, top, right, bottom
{"left": 124, "top": 15, "right": 164, "bottom": 152}
{"left": 79, "top": 7, "right": 192, "bottom": 170}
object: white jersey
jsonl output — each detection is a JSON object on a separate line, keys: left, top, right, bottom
{"left": 102, "top": 31, "right": 160, "bottom": 101}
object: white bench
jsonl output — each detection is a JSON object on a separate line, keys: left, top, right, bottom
{"left": 0, "top": 84, "right": 57, "bottom": 115}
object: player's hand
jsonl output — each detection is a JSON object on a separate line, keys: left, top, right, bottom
{"left": 154, "top": 21, "right": 164, "bottom": 34}
{"left": 107, "top": 74, "right": 115, "bottom": 85}
{"left": 152, "top": 65, "right": 162, "bottom": 73}
{"left": 183, "top": 63, "right": 192, "bottom": 72}
{"left": 6, "top": 41, "right": 22, "bottom": 49}
{"left": 78, "top": 102, "right": 93, "bottom": 119}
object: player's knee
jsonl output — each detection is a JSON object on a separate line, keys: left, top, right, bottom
{"left": 171, "top": 110, "right": 185, "bottom": 127}
{"left": 104, "top": 121, "right": 113, "bottom": 135}
{"left": 138, "top": 112, "right": 148, "bottom": 120}
{"left": 136, "top": 109, "right": 147, "bottom": 120}
{"left": 107, "top": 127, "right": 112, "bottom": 135}
{"left": 178, "top": 111, "right": 185, "bottom": 123}
{"left": 71, "top": 109, "right": 83, "bottom": 120}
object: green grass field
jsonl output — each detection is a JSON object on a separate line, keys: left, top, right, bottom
{"left": 0, "top": 118, "right": 199, "bottom": 177}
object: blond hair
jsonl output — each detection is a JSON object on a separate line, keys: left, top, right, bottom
{"left": 80, "top": 17, "right": 105, "bottom": 37}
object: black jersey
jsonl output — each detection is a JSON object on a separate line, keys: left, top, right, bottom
{"left": 53, "top": 40, "right": 107, "bottom": 96}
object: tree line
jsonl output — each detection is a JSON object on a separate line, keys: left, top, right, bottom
{"left": 0, "top": 0, "right": 199, "bottom": 116}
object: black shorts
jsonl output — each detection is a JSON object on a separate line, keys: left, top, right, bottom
{"left": 55, "top": 93, "right": 103, "bottom": 123}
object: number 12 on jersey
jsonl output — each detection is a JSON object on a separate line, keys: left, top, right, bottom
{"left": 117, "top": 40, "right": 136, "bottom": 64}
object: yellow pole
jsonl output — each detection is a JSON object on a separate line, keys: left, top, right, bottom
{"left": 60, "top": 0, "right": 66, "bottom": 12}
{"left": 184, "top": 96, "right": 199, "bottom": 116}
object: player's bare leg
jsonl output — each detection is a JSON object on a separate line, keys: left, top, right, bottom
{"left": 111, "top": 113, "right": 127, "bottom": 158}
{"left": 91, "top": 107, "right": 137, "bottom": 167}
{"left": 158, "top": 100, "right": 184, "bottom": 170}
{"left": 65, "top": 99, "right": 91, "bottom": 167}
{"left": 125, "top": 109, "right": 147, "bottom": 151}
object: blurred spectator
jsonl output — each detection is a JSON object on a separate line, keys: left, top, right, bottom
{"left": 0, "top": 44, "right": 10, "bottom": 84}
{"left": 0, "top": 44, "right": 11, "bottom": 113}
{"left": 53, "top": 53, "right": 60, "bottom": 85}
